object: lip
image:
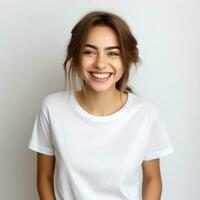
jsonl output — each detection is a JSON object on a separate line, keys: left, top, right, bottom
{"left": 89, "top": 71, "right": 113, "bottom": 74}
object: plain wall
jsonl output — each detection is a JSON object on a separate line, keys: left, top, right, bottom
{"left": 0, "top": 0, "right": 199, "bottom": 199}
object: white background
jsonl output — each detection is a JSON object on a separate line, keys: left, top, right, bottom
{"left": 0, "top": 0, "right": 199, "bottom": 199}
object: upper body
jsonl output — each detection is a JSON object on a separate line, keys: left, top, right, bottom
{"left": 28, "top": 90, "right": 174, "bottom": 200}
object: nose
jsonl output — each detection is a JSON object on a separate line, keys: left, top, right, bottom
{"left": 94, "top": 53, "right": 107, "bottom": 69}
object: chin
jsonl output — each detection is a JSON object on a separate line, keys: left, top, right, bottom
{"left": 87, "top": 83, "right": 116, "bottom": 93}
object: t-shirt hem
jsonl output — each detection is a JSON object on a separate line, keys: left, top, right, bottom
{"left": 28, "top": 142, "right": 55, "bottom": 156}
{"left": 143, "top": 146, "right": 174, "bottom": 161}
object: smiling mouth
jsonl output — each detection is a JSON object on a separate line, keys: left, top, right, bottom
{"left": 89, "top": 72, "right": 113, "bottom": 80}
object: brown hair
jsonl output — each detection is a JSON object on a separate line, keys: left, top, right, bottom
{"left": 63, "top": 10, "right": 141, "bottom": 98}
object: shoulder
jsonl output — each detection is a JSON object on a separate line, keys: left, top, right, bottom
{"left": 133, "top": 93, "right": 159, "bottom": 111}
{"left": 40, "top": 90, "right": 70, "bottom": 111}
{"left": 130, "top": 93, "right": 160, "bottom": 123}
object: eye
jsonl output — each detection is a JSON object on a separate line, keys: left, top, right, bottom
{"left": 83, "top": 50, "right": 96, "bottom": 55}
{"left": 108, "top": 52, "right": 120, "bottom": 56}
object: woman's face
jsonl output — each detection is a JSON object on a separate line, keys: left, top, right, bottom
{"left": 78, "top": 25, "right": 124, "bottom": 93}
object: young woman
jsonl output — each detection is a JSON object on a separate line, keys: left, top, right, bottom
{"left": 28, "top": 11, "right": 174, "bottom": 200}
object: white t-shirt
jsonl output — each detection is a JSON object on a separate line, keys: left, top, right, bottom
{"left": 28, "top": 90, "right": 174, "bottom": 200}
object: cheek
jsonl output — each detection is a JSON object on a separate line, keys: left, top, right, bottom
{"left": 117, "top": 68, "right": 124, "bottom": 80}
{"left": 79, "top": 59, "right": 93, "bottom": 79}
{"left": 115, "top": 62, "right": 124, "bottom": 75}
{"left": 80, "top": 57, "right": 94, "bottom": 69}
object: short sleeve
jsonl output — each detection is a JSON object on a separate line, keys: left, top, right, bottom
{"left": 143, "top": 111, "right": 174, "bottom": 161}
{"left": 28, "top": 99, "right": 55, "bottom": 156}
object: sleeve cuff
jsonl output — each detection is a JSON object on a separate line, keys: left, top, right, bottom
{"left": 28, "top": 142, "right": 55, "bottom": 156}
{"left": 143, "top": 146, "right": 174, "bottom": 161}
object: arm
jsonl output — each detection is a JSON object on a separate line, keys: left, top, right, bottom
{"left": 37, "top": 153, "right": 56, "bottom": 200}
{"left": 142, "top": 158, "right": 162, "bottom": 200}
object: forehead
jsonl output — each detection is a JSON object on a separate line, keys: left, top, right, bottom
{"left": 84, "top": 25, "right": 120, "bottom": 47}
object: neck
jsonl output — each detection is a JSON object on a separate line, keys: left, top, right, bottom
{"left": 75, "top": 86, "right": 127, "bottom": 116}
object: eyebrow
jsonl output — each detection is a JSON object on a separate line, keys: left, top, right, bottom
{"left": 84, "top": 44, "right": 121, "bottom": 50}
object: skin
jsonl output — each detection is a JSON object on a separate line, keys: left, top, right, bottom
{"left": 37, "top": 153, "right": 56, "bottom": 200}
{"left": 36, "top": 25, "right": 162, "bottom": 200}
{"left": 77, "top": 25, "right": 128, "bottom": 116}
{"left": 142, "top": 159, "right": 162, "bottom": 200}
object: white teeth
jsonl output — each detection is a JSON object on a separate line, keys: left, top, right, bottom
{"left": 91, "top": 73, "right": 111, "bottom": 79}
